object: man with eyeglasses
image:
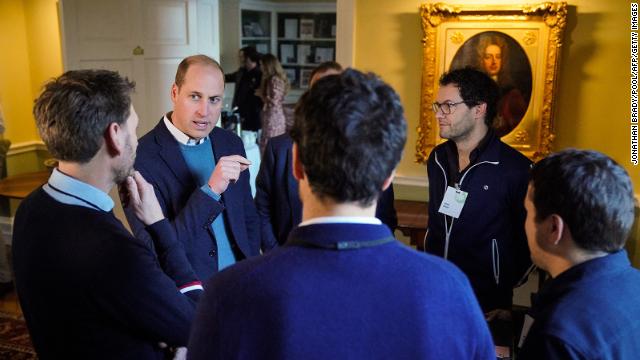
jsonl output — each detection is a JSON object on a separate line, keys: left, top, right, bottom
{"left": 424, "top": 67, "right": 532, "bottom": 352}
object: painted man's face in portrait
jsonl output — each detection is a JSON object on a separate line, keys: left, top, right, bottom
{"left": 482, "top": 44, "right": 502, "bottom": 77}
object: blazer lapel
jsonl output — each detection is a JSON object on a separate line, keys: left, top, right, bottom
{"left": 285, "top": 145, "right": 302, "bottom": 227}
{"left": 210, "top": 129, "right": 253, "bottom": 257}
{"left": 154, "top": 119, "right": 192, "bottom": 188}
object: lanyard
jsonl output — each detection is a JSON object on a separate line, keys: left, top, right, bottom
{"left": 287, "top": 236, "right": 395, "bottom": 251}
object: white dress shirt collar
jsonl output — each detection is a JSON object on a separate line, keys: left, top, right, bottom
{"left": 163, "top": 114, "right": 207, "bottom": 146}
{"left": 298, "top": 216, "right": 382, "bottom": 227}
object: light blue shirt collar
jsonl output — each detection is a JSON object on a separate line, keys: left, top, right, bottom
{"left": 43, "top": 168, "right": 114, "bottom": 212}
{"left": 299, "top": 216, "right": 382, "bottom": 227}
{"left": 163, "top": 114, "right": 208, "bottom": 146}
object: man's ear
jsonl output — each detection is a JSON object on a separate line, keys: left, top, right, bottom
{"left": 381, "top": 169, "right": 396, "bottom": 191}
{"left": 474, "top": 102, "right": 488, "bottom": 120}
{"left": 544, "top": 214, "right": 566, "bottom": 247}
{"left": 104, "top": 122, "right": 123, "bottom": 157}
{"left": 170, "top": 83, "right": 179, "bottom": 104}
{"left": 292, "top": 142, "right": 305, "bottom": 181}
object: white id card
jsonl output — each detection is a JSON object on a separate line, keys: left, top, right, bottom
{"left": 437, "top": 186, "right": 468, "bottom": 218}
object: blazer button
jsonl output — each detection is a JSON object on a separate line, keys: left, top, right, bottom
{"left": 209, "top": 250, "right": 216, "bottom": 257}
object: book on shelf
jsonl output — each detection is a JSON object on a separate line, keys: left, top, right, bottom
{"left": 250, "top": 22, "right": 264, "bottom": 36}
{"left": 297, "top": 44, "right": 312, "bottom": 65}
{"left": 315, "top": 18, "right": 331, "bottom": 38}
{"left": 314, "top": 47, "right": 334, "bottom": 63}
{"left": 284, "top": 68, "right": 297, "bottom": 84}
{"left": 243, "top": 25, "right": 253, "bottom": 37}
{"left": 243, "top": 22, "right": 264, "bottom": 37}
{"left": 300, "top": 19, "right": 314, "bottom": 39}
{"left": 280, "top": 44, "right": 295, "bottom": 64}
{"left": 256, "top": 43, "right": 269, "bottom": 54}
{"left": 284, "top": 19, "right": 298, "bottom": 38}
{"left": 299, "top": 69, "right": 312, "bottom": 89}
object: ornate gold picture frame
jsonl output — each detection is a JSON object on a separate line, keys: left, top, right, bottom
{"left": 416, "top": 2, "right": 567, "bottom": 162}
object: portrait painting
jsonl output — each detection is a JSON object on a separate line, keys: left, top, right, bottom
{"left": 450, "top": 31, "right": 533, "bottom": 138}
{"left": 417, "top": 2, "right": 568, "bottom": 162}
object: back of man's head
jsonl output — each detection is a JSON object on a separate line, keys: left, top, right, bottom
{"left": 310, "top": 61, "right": 343, "bottom": 85}
{"left": 33, "top": 69, "right": 135, "bottom": 163}
{"left": 174, "top": 54, "right": 223, "bottom": 89}
{"left": 439, "top": 67, "right": 499, "bottom": 126}
{"left": 291, "top": 69, "right": 406, "bottom": 206}
{"left": 530, "top": 149, "right": 635, "bottom": 252}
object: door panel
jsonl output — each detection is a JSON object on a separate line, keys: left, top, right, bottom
{"left": 141, "top": 0, "right": 197, "bottom": 58}
{"left": 60, "top": 0, "right": 219, "bottom": 135}
{"left": 141, "top": 58, "right": 182, "bottom": 135}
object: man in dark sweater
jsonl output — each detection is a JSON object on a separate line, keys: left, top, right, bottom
{"left": 518, "top": 149, "right": 640, "bottom": 359}
{"left": 12, "top": 70, "right": 199, "bottom": 359}
{"left": 188, "top": 69, "right": 495, "bottom": 359}
{"left": 255, "top": 61, "right": 398, "bottom": 246}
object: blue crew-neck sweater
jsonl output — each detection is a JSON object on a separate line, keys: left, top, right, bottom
{"left": 179, "top": 141, "right": 236, "bottom": 270}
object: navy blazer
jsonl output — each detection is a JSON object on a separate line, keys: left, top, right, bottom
{"left": 255, "top": 134, "right": 398, "bottom": 247}
{"left": 125, "top": 119, "right": 261, "bottom": 281}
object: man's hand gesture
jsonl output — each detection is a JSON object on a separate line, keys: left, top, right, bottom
{"left": 121, "top": 171, "right": 164, "bottom": 226}
{"left": 207, "top": 155, "right": 251, "bottom": 194}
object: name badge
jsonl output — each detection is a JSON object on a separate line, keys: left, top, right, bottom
{"left": 437, "top": 186, "right": 468, "bottom": 218}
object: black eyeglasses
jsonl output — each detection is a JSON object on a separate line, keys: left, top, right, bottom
{"left": 431, "top": 101, "right": 466, "bottom": 115}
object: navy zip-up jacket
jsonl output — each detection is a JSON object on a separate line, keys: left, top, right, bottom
{"left": 519, "top": 250, "right": 640, "bottom": 359}
{"left": 425, "top": 132, "right": 532, "bottom": 311}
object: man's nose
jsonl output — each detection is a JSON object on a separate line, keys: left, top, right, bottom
{"left": 197, "top": 100, "right": 209, "bottom": 116}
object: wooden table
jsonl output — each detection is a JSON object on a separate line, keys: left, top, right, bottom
{"left": 394, "top": 200, "right": 428, "bottom": 251}
{"left": 0, "top": 171, "right": 51, "bottom": 200}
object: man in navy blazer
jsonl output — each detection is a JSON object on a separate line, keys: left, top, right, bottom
{"left": 126, "top": 55, "right": 263, "bottom": 282}
{"left": 255, "top": 61, "right": 397, "bottom": 246}
{"left": 189, "top": 69, "right": 494, "bottom": 359}
{"left": 256, "top": 133, "right": 397, "bottom": 245}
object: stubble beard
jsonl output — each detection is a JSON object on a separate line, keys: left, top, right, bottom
{"left": 114, "top": 141, "right": 136, "bottom": 185}
{"left": 441, "top": 116, "right": 475, "bottom": 143}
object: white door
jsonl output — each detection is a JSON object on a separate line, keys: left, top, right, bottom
{"left": 59, "top": 0, "right": 220, "bottom": 135}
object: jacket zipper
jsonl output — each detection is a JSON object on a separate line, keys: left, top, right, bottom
{"left": 433, "top": 153, "right": 500, "bottom": 276}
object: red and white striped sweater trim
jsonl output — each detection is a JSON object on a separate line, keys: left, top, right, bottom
{"left": 179, "top": 281, "right": 204, "bottom": 293}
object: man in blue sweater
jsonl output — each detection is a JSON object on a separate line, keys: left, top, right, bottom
{"left": 188, "top": 69, "right": 495, "bottom": 359}
{"left": 12, "top": 70, "right": 199, "bottom": 358}
{"left": 126, "top": 55, "right": 264, "bottom": 283}
{"left": 518, "top": 149, "right": 640, "bottom": 359}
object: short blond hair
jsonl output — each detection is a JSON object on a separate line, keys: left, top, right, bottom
{"left": 175, "top": 55, "right": 223, "bottom": 88}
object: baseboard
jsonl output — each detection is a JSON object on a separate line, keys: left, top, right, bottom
{"left": 394, "top": 175, "right": 428, "bottom": 187}
{"left": 5, "top": 141, "right": 49, "bottom": 176}
{"left": 7, "top": 141, "right": 46, "bottom": 156}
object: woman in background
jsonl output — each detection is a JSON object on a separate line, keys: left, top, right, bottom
{"left": 258, "top": 54, "right": 289, "bottom": 153}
